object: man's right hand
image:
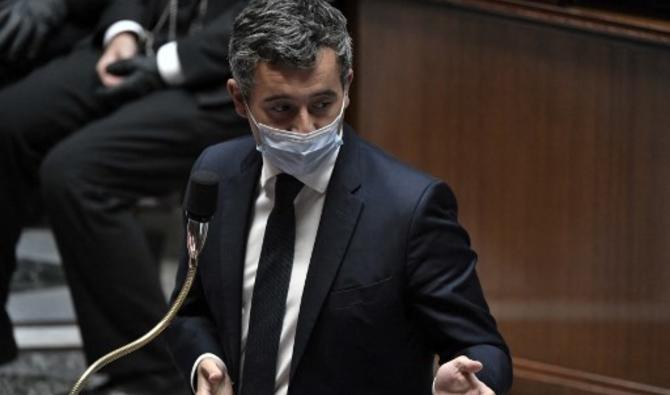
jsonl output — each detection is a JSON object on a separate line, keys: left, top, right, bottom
{"left": 197, "top": 357, "right": 234, "bottom": 395}
{"left": 96, "top": 32, "right": 139, "bottom": 88}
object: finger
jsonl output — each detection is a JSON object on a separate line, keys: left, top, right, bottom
{"left": 0, "top": 5, "right": 11, "bottom": 18}
{"left": 106, "top": 33, "right": 140, "bottom": 59}
{"left": 435, "top": 365, "right": 470, "bottom": 394}
{"left": 196, "top": 373, "right": 217, "bottom": 394}
{"left": 117, "top": 42, "right": 139, "bottom": 59}
{"left": 453, "top": 356, "right": 483, "bottom": 374}
{"left": 196, "top": 359, "right": 225, "bottom": 395}
{"left": 206, "top": 368, "right": 223, "bottom": 385}
{"left": 97, "top": 67, "right": 125, "bottom": 87}
{"left": 196, "top": 376, "right": 214, "bottom": 395}
{"left": 107, "top": 73, "right": 154, "bottom": 102}
{"left": 463, "top": 372, "right": 494, "bottom": 395}
{"left": 464, "top": 372, "right": 479, "bottom": 389}
{"left": 102, "top": 74, "right": 125, "bottom": 87}
{"left": 96, "top": 55, "right": 122, "bottom": 87}
{"left": 26, "top": 23, "right": 47, "bottom": 60}
{"left": 106, "top": 58, "right": 137, "bottom": 76}
{"left": 221, "top": 372, "right": 234, "bottom": 395}
{"left": 200, "top": 359, "right": 224, "bottom": 384}
{"left": 9, "top": 20, "right": 35, "bottom": 60}
{"left": 0, "top": 12, "right": 21, "bottom": 54}
{"left": 0, "top": 7, "right": 12, "bottom": 26}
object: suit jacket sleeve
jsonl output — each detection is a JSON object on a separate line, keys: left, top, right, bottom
{"left": 406, "top": 181, "right": 513, "bottom": 394}
{"left": 95, "top": 0, "right": 144, "bottom": 27}
{"left": 175, "top": 0, "right": 247, "bottom": 87}
{"left": 80, "top": 0, "right": 145, "bottom": 46}
{"left": 63, "top": 0, "right": 110, "bottom": 25}
{"left": 166, "top": 246, "right": 227, "bottom": 385}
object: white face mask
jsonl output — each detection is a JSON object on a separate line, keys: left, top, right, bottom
{"left": 246, "top": 100, "right": 345, "bottom": 177}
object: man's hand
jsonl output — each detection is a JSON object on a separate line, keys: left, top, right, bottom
{"left": 96, "top": 32, "right": 140, "bottom": 88}
{"left": 434, "top": 356, "right": 495, "bottom": 395}
{"left": 0, "top": 0, "right": 68, "bottom": 61}
{"left": 96, "top": 54, "right": 165, "bottom": 102}
{"left": 196, "top": 357, "right": 234, "bottom": 395}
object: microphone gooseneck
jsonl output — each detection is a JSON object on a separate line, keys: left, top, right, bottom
{"left": 68, "top": 170, "right": 219, "bottom": 395}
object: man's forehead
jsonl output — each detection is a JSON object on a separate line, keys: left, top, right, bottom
{"left": 251, "top": 49, "right": 342, "bottom": 99}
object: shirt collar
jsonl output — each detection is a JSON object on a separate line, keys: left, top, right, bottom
{"left": 259, "top": 145, "right": 341, "bottom": 195}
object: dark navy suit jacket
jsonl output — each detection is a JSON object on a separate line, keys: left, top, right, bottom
{"left": 167, "top": 125, "right": 513, "bottom": 395}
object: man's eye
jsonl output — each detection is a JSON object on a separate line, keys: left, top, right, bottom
{"left": 312, "top": 101, "right": 332, "bottom": 111}
{"left": 271, "top": 104, "right": 292, "bottom": 113}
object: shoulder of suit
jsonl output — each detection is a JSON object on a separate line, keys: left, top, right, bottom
{"left": 354, "top": 134, "right": 441, "bottom": 187}
{"left": 346, "top": 131, "right": 458, "bottom": 209}
{"left": 193, "top": 135, "right": 256, "bottom": 175}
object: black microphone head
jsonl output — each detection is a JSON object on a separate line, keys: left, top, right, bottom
{"left": 184, "top": 170, "right": 219, "bottom": 222}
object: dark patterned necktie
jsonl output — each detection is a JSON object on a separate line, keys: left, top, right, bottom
{"left": 241, "top": 174, "right": 304, "bottom": 395}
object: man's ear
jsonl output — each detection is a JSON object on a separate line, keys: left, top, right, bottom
{"left": 344, "top": 68, "right": 354, "bottom": 108}
{"left": 227, "top": 78, "right": 248, "bottom": 118}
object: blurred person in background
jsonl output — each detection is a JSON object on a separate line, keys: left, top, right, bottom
{"left": 0, "top": 0, "right": 103, "bottom": 86}
{"left": 0, "top": 1, "right": 248, "bottom": 394}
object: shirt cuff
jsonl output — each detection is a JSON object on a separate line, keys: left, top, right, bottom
{"left": 190, "top": 353, "right": 227, "bottom": 394}
{"left": 157, "top": 42, "right": 186, "bottom": 86}
{"left": 103, "top": 20, "right": 146, "bottom": 47}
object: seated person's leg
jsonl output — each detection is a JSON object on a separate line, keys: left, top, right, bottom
{"left": 0, "top": 45, "right": 108, "bottom": 365}
{"left": 0, "top": 0, "right": 94, "bottom": 89}
{"left": 39, "top": 88, "right": 246, "bottom": 391}
{"left": 0, "top": 22, "right": 92, "bottom": 89}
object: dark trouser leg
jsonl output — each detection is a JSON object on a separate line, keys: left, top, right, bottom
{"left": 0, "top": 47, "right": 108, "bottom": 364}
{"left": 0, "top": 139, "right": 20, "bottom": 363}
{"left": 0, "top": 104, "right": 24, "bottom": 362}
{"left": 39, "top": 88, "right": 246, "bottom": 380}
{"left": 0, "top": 22, "right": 93, "bottom": 89}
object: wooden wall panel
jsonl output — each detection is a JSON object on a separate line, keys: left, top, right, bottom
{"left": 348, "top": 0, "right": 670, "bottom": 392}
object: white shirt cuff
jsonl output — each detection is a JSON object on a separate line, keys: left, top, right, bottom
{"left": 190, "top": 353, "right": 227, "bottom": 394}
{"left": 157, "top": 42, "right": 186, "bottom": 86}
{"left": 103, "top": 20, "right": 146, "bottom": 47}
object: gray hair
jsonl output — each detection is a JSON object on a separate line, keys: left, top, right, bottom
{"left": 229, "top": 0, "right": 353, "bottom": 98}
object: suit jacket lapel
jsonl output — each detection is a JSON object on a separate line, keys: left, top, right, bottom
{"left": 290, "top": 127, "right": 364, "bottom": 378}
{"left": 217, "top": 149, "right": 261, "bottom": 382}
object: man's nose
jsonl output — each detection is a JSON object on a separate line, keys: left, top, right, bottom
{"left": 291, "top": 108, "right": 316, "bottom": 133}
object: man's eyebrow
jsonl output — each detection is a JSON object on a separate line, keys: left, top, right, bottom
{"left": 263, "top": 90, "right": 338, "bottom": 103}
{"left": 310, "top": 89, "right": 338, "bottom": 98}
{"left": 263, "top": 94, "right": 292, "bottom": 102}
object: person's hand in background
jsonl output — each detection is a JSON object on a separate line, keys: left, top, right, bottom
{"left": 96, "top": 32, "right": 140, "bottom": 88}
{"left": 97, "top": 54, "right": 165, "bottom": 102}
{"left": 0, "top": 0, "right": 68, "bottom": 61}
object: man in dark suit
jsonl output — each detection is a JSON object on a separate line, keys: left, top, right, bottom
{"left": 0, "top": 0, "right": 248, "bottom": 393}
{"left": 167, "top": 1, "right": 513, "bottom": 394}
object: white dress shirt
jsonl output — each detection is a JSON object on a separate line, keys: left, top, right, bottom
{"left": 190, "top": 146, "right": 340, "bottom": 394}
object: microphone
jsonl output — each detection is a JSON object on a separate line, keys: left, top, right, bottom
{"left": 184, "top": 170, "right": 219, "bottom": 262}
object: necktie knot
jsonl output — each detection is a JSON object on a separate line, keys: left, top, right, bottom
{"left": 274, "top": 174, "right": 303, "bottom": 208}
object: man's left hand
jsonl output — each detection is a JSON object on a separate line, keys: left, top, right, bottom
{"left": 97, "top": 55, "right": 165, "bottom": 102}
{"left": 433, "top": 355, "right": 495, "bottom": 395}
